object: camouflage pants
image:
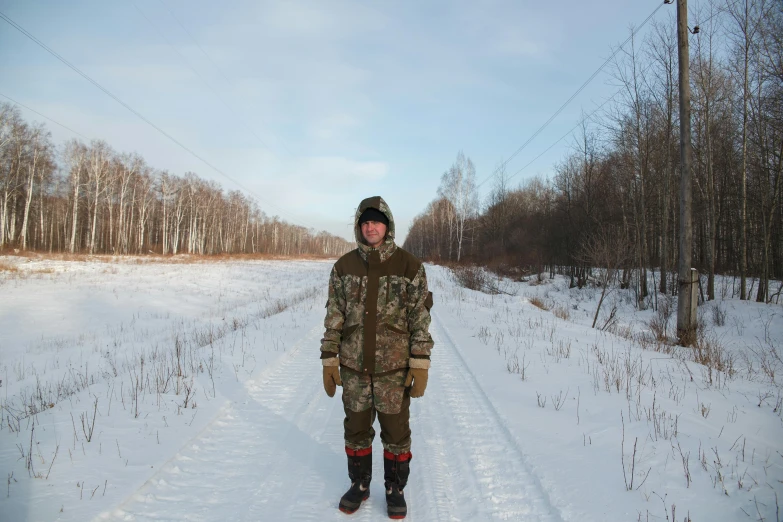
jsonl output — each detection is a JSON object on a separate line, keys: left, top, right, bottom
{"left": 340, "top": 366, "right": 411, "bottom": 454}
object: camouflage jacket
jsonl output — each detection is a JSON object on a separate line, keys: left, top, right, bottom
{"left": 320, "top": 196, "right": 434, "bottom": 374}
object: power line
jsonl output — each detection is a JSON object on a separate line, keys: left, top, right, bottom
{"left": 503, "top": 94, "right": 617, "bottom": 187}
{"left": 0, "top": 91, "right": 90, "bottom": 140}
{"left": 496, "top": 0, "right": 735, "bottom": 189}
{"left": 156, "top": 0, "right": 296, "bottom": 158}
{"left": 130, "top": 0, "right": 283, "bottom": 158}
{"left": 0, "top": 9, "right": 315, "bottom": 230}
{"left": 693, "top": 0, "right": 740, "bottom": 27}
{"left": 503, "top": 46, "right": 668, "bottom": 187}
{"left": 475, "top": 0, "right": 670, "bottom": 191}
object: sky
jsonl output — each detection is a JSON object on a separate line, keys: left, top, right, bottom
{"left": 0, "top": 0, "right": 678, "bottom": 242}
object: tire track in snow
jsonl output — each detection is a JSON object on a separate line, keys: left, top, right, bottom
{"left": 409, "top": 401, "right": 461, "bottom": 521}
{"left": 97, "top": 322, "right": 347, "bottom": 521}
{"left": 97, "top": 316, "right": 400, "bottom": 522}
{"left": 97, "top": 307, "right": 565, "bottom": 521}
{"left": 413, "top": 310, "right": 565, "bottom": 521}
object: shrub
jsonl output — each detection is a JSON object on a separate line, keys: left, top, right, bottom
{"left": 711, "top": 302, "right": 727, "bottom": 327}
{"left": 450, "top": 265, "right": 487, "bottom": 292}
{"left": 693, "top": 331, "right": 735, "bottom": 384}
{"left": 450, "top": 265, "right": 513, "bottom": 295}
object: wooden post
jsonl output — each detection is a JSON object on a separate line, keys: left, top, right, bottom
{"left": 676, "top": 0, "right": 697, "bottom": 345}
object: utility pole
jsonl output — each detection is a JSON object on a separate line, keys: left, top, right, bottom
{"left": 675, "top": 0, "right": 697, "bottom": 345}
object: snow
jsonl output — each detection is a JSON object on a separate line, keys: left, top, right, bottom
{"left": 1, "top": 256, "right": 781, "bottom": 521}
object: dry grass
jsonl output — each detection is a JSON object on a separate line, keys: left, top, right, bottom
{"left": 648, "top": 296, "right": 674, "bottom": 341}
{"left": 693, "top": 333, "right": 735, "bottom": 378}
{"left": 607, "top": 322, "right": 634, "bottom": 340}
{"left": 648, "top": 314, "right": 668, "bottom": 341}
{"left": 529, "top": 297, "right": 550, "bottom": 311}
{"left": 0, "top": 261, "right": 19, "bottom": 273}
{"left": 150, "top": 252, "right": 338, "bottom": 264}
{"left": 0, "top": 261, "right": 54, "bottom": 278}
{"left": 552, "top": 305, "right": 570, "bottom": 320}
{"left": 0, "top": 251, "right": 339, "bottom": 266}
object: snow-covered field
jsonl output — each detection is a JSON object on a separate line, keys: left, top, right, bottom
{"left": 0, "top": 256, "right": 781, "bottom": 521}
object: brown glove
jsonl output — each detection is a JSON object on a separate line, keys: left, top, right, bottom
{"left": 404, "top": 367, "right": 429, "bottom": 398}
{"left": 322, "top": 359, "right": 342, "bottom": 397}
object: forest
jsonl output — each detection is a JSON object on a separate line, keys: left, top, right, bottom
{"left": 404, "top": 1, "right": 782, "bottom": 304}
{"left": 0, "top": 102, "right": 352, "bottom": 258}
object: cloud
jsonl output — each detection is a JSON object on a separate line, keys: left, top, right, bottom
{"left": 1, "top": 0, "right": 568, "bottom": 245}
{"left": 202, "top": 146, "right": 388, "bottom": 217}
{"left": 294, "top": 156, "right": 388, "bottom": 185}
{"left": 486, "top": 31, "right": 543, "bottom": 58}
{"left": 306, "top": 112, "right": 361, "bottom": 142}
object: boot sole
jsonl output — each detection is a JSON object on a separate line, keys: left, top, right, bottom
{"left": 388, "top": 506, "right": 407, "bottom": 519}
{"left": 338, "top": 493, "right": 370, "bottom": 514}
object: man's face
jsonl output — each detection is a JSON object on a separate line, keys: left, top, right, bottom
{"left": 361, "top": 220, "right": 387, "bottom": 248}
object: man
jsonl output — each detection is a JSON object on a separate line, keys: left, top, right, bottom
{"left": 320, "top": 196, "right": 434, "bottom": 519}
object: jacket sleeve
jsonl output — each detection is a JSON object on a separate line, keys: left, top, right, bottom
{"left": 320, "top": 266, "right": 345, "bottom": 359}
{"left": 406, "top": 264, "right": 434, "bottom": 362}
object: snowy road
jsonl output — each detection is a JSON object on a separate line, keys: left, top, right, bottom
{"left": 98, "top": 313, "right": 562, "bottom": 522}
{"left": 5, "top": 260, "right": 781, "bottom": 522}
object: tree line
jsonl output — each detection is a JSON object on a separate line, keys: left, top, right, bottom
{"left": 0, "top": 103, "right": 352, "bottom": 257}
{"left": 404, "top": 1, "right": 782, "bottom": 304}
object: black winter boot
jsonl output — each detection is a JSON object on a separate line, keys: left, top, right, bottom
{"left": 339, "top": 447, "right": 372, "bottom": 514}
{"left": 384, "top": 450, "right": 411, "bottom": 520}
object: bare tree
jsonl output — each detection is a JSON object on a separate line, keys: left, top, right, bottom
{"left": 405, "top": 6, "right": 781, "bottom": 311}
{"left": 727, "top": 0, "right": 765, "bottom": 299}
{"left": 482, "top": 162, "right": 512, "bottom": 259}
{"left": 647, "top": 16, "right": 678, "bottom": 295}
{"left": 693, "top": 4, "right": 727, "bottom": 300}
{"left": 0, "top": 104, "right": 15, "bottom": 248}
{"left": 86, "top": 141, "right": 111, "bottom": 254}
{"left": 579, "top": 227, "right": 634, "bottom": 328}
{"left": 438, "top": 151, "right": 478, "bottom": 262}
{"left": 19, "top": 124, "right": 52, "bottom": 250}
{"left": 63, "top": 140, "right": 87, "bottom": 253}
{"left": 1, "top": 107, "right": 27, "bottom": 249}
{"left": 609, "top": 28, "right": 654, "bottom": 304}
{"left": 751, "top": 0, "right": 783, "bottom": 302}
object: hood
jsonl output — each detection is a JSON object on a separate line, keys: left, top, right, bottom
{"left": 354, "top": 196, "right": 395, "bottom": 247}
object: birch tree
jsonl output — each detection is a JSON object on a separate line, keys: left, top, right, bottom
{"left": 438, "top": 151, "right": 478, "bottom": 262}
{"left": 86, "top": 141, "right": 111, "bottom": 254}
